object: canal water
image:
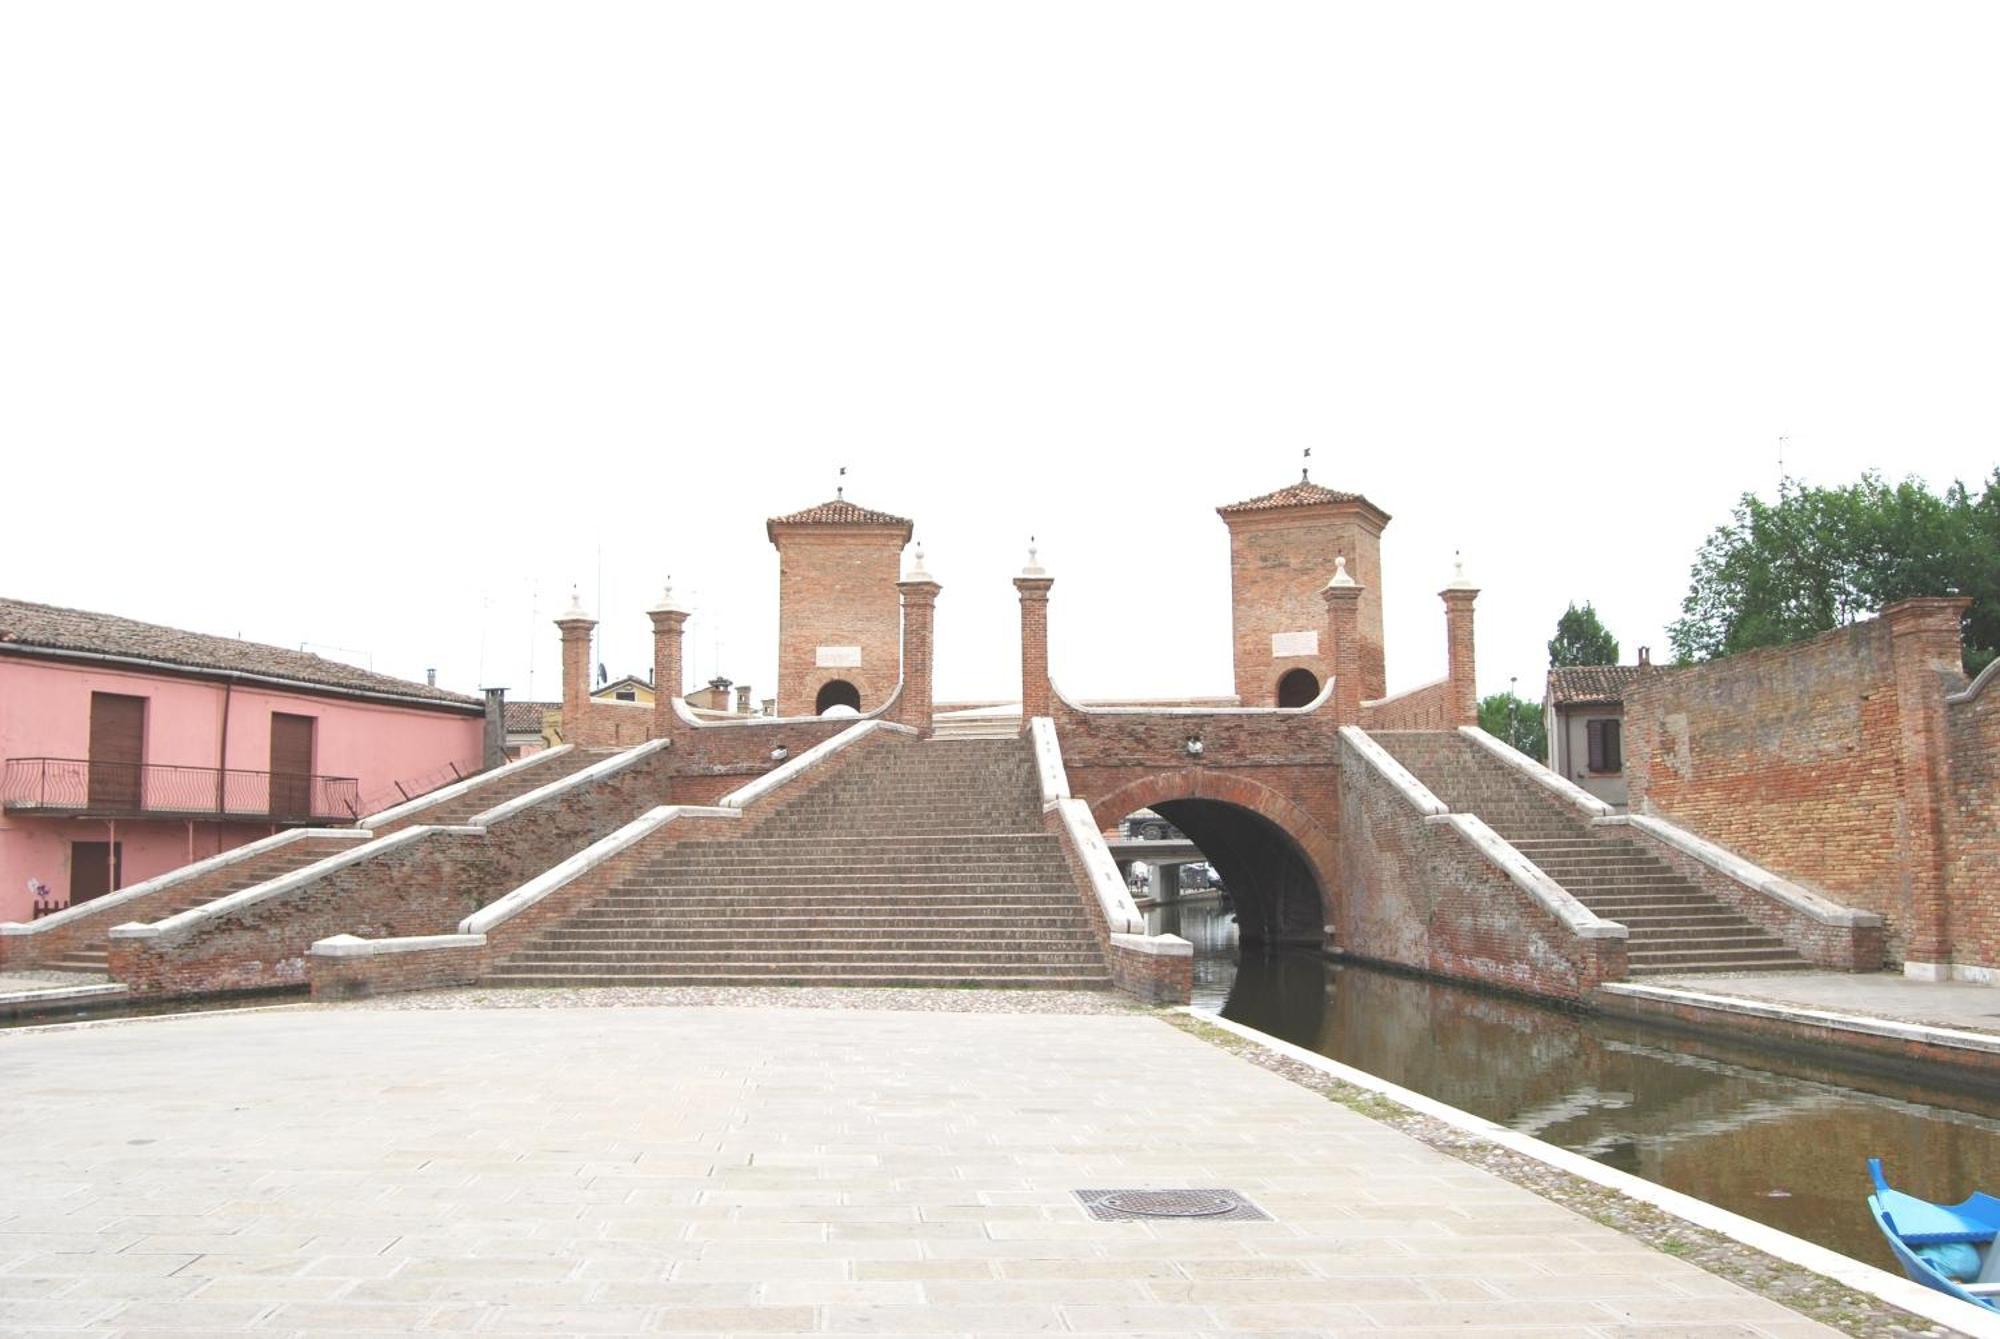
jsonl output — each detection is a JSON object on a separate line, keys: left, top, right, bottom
{"left": 1151, "top": 898, "right": 2000, "bottom": 1272}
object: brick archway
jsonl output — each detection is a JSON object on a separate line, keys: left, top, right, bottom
{"left": 1086, "top": 768, "right": 1336, "bottom": 945}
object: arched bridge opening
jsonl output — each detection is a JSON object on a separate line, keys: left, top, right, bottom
{"left": 1090, "top": 771, "right": 1334, "bottom": 947}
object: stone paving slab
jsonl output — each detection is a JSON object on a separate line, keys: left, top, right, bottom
{"left": 0, "top": 1004, "right": 1838, "bottom": 1336}
{"left": 1648, "top": 969, "right": 2000, "bottom": 1036}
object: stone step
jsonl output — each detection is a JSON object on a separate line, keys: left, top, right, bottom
{"left": 1627, "top": 957, "right": 1813, "bottom": 976}
{"left": 503, "top": 947, "right": 1109, "bottom": 966}
{"left": 1626, "top": 944, "right": 1809, "bottom": 967}
{"left": 483, "top": 971, "right": 1111, "bottom": 988}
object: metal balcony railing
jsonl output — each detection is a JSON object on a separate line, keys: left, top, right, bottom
{"left": 0, "top": 758, "right": 362, "bottom": 823}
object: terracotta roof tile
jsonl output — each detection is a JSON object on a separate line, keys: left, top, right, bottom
{"left": 503, "top": 700, "right": 558, "bottom": 731}
{"left": 1216, "top": 479, "right": 1386, "bottom": 518}
{"left": 767, "top": 498, "right": 912, "bottom": 529}
{"left": 0, "top": 596, "right": 481, "bottom": 709}
{"left": 1546, "top": 664, "right": 1642, "bottom": 706}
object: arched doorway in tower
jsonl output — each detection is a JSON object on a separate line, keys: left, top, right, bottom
{"left": 815, "top": 679, "right": 862, "bottom": 715}
{"left": 1276, "top": 668, "right": 1320, "bottom": 708}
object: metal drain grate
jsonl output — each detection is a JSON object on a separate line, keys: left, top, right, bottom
{"left": 1074, "top": 1188, "right": 1270, "bottom": 1222}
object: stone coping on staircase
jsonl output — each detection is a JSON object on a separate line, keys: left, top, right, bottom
{"left": 1026, "top": 716, "right": 1071, "bottom": 813}
{"left": 357, "top": 744, "right": 574, "bottom": 828}
{"left": 313, "top": 932, "right": 488, "bottom": 958}
{"left": 458, "top": 806, "right": 739, "bottom": 937}
{"left": 720, "top": 719, "right": 918, "bottom": 809}
{"left": 1455, "top": 723, "right": 1616, "bottom": 818}
{"left": 1599, "top": 814, "right": 1880, "bottom": 929}
{"left": 110, "top": 827, "right": 486, "bottom": 941}
{"left": 1449, "top": 723, "right": 1879, "bottom": 933}
{"left": 0, "top": 828, "right": 370, "bottom": 939}
{"left": 469, "top": 737, "right": 672, "bottom": 827}
{"left": 1052, "top": 798, "right": 1145, "bottom": 935}
{"left": 1342, "top": 726, "right": 1624, "bottom": 941}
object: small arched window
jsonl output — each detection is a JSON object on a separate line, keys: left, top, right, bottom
{"left": 1276, "top": 668, "right": 1320, "bottom": 708}
{"left": 816, "top": 679, "right": 862, "bottom": 714}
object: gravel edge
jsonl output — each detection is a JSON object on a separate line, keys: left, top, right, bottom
{"left": 1162, "top": 1010, "right": 1964, "bottom": 1339}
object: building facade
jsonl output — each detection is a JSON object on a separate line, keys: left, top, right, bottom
{"left": 1543, "top": 664, "right": 1641, "bottom": 806}
{"left": 767, "top": 498, "right": 913, "bottom": 717}
{"left": 0, "top": 598, "right": 485, "bottom": 922}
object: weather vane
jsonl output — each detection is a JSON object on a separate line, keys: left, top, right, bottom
{"left": 1302, "top": 446, "right": 1312, "bottom": 482}
{"left": 837, "top": 465, "right": 846, "bottom": 500}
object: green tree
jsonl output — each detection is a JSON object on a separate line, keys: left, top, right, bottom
{"left": 1479, "top": 691, "right": 1547, "bottom": 763}
{"left": 1548, "top": 602, "right": 1620, "bottom": 667}
{"left": 1668, "top": 470, "right": 2000, "bottom": 673}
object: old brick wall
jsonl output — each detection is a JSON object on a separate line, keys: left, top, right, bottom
{"left": 1947, "top": 673, "right": 2000, "bottom": 971}
{"left": 1360, "top": 680, "right": 1454, "bottom": 731}
{"left": 1055, "top": 698, "right": 1341, "bottom": 944}
{"left": 1621, "top": 608, "right": 1974, "bottom": 963}
{"left": 772, "top": 526, "right": 906, "bottom": 716}
{"left": 0, "top": 833, "right": 362, "bottom": 970}
{"left": 1223, "top": 509, "right": 1386, "bottom": 705}
{"left": 113, "top": 746, "right": 680, "bottom": 998}
{"left": 557, "top": 699, "right": 657, "bottom": 749}
{"left": 1335, "top": 736, "right": 1624, "bottom": 1000}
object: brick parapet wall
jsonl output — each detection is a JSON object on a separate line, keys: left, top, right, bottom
{"left": 1360, "top": 680, "right": 1453, "bottom": 731}
{"left": 113, "top": 745, "right": 679, "bottom": 998}
{"left": 1335, "top": 735, "right": 1625, "bottom": 1001}
{"left": 1946, "top": 668, "right": 2000, "bottom": 972}
{"left": 1623, "top": 603, "right": 1972, "bottom": 966}
{"left": 0, "top": 832, "right": 363, "bottom": 970}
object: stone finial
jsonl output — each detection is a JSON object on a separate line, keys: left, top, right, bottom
{"left": 648, "top": 577, "right": 689, "bottom": 615}
{"left": 906, "top": 541, "right": 931, "bottom": 582}
{"left": 1444, "top": 550, "right": 1477, "bottom": 591}
{"left": 558, "top": 585, "right": 592, "bottom": 621}
{"left": 1022, "top": 535, "right": 1046, "bottom": 578}
{"left": 1324, "top": 554, "right": 1356, "bottom": 589}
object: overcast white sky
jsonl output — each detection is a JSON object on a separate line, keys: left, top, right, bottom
{"left": 4, "top": 4, "right": 1995, "bottom": 709}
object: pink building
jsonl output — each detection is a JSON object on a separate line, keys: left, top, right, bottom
{"left": 0, "top": 598, "right": 487, "bottom": 924}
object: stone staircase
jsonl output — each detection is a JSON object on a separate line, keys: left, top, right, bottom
{"left": 369, "top": 747, "right": 608, "bottom": 827}
{"left": 36, "top": 835, "right": 359, "bottom": 975}
{"left": 1371, "top": 731, "right": 1811, "bottom": 977}
{"left": 930, "top": 714, "right": 1023, "bottom": 740}
{"left": 488, "top": 735, "right": 1112, "bottom": 988}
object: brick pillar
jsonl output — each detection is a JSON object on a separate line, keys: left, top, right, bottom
{"left": 1440, "top": 558, "right": 1479, "bottom": 728}
{"left": 1014, "top": 544, "right": 1054, "bottom": 726}
{"left": 555, "top": 590, "right": 596, "bottom": 745}
{"left": 896, "top": 553, "right": 942, "bottom": 737}
{"left": 481, "top": 688, "right": 506, "bottom": 768}
{"left": 1321, "top": 556, "right": 1363, "bottom": 725}
{"left": 647, "top": 581, "right": 690, "bottom": 742}
{"left": 1884, "top": 596, "right": 1971, "bottom": 977}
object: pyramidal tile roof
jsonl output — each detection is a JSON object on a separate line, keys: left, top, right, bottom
{"left": 1217, "top": 479, "right": 1387, "bottom": 519}
{"left": 767, "top": 498, "right": 914, "bottom": 542}
{"left": 0, "top": 596, "right": 481, "bottom": 709}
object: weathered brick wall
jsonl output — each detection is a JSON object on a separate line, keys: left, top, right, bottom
{"left": 558, "top": 699, "right": 657, "bottom": 749}
{"left": 772, "top": 525, "right": 906, "bottom": 716}
{"left": 667, "top": 716, "right": 878, "bottom": 802}
{"left": 1055, "top": 699, "right": 1342, "bottom": 944}
{"left": 1335, "top": 738, "right": 1625, "bottom": 1000}
{"left": 1622, "top": 603, "right": 1969, "bottom": 963}
{"left": 0, "top": 833, "right": 361, "bottom": 970}
{"left": 1947, "top": 675, "right": 2000, "bottom": 971}
{"left": 1361, "top": 680, "right": 1453, "bottom": 731}
{"left": 114, "top": 745, "right": 679, "bottom": 998}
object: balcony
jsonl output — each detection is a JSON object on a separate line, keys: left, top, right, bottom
{"left": 1, "top": 758, "right": 361, "bottom": 824}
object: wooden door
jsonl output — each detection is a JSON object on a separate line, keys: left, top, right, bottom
{"left": 70, "top": 841, "right": 122, "bottom": 904}
{"left": 87, "top": 693, "right": 146, "bottom": 810}
{"left": 268, "top": 713, "right": 316, "bottom": 818}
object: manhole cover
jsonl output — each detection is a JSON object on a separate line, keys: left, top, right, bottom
{"left": 1074, "top": 1188, "right": 1269, "bottom": 1222}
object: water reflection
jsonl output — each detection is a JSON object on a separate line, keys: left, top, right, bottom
{"left": 1152, "top": 898, "right": 2000, "bottom": 1269}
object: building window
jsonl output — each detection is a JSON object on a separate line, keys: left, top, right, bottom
{"left": 1586, "top": 718, "right": 1623, "bottom": 773}
{"left": 614, "top": 690, "right": 636, "bottom": 701}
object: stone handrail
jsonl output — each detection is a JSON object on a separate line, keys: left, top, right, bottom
{"left": 1337, "top": 726, "right": 1448, "bottom": 816}
{"left": 1027, "top": 716, "right": 1072, "bottom": 812}
{"left": 1340, "top": 725, "right": 1624, "bottom": 941}
{"left": 1947, "top": 656, "right": 2000, "bottom": 704}
{"left": 1, "top": 827, "right": 369, "bottom": 940}
{"left": 1599, "top": 813, "right": 1882, "bottom": 929}
{"left": 358, "top": 745, "right": 574, "bottom": 828}
{"left": 108, "top": 825, "right": 481, "bottom": 942}
{"left": 720, "top": 719, "right": 918, "bottom": 809}
{"left": 1456, "top": 724, "right": 1614, "bottom": 818}
{"left": 468, "top": 737, "right": 671, "bottom": 827}
{"left": 1052, "top": 797, "right": 1145, "bottom": 935}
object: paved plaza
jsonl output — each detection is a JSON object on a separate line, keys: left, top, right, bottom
{"left": 0, "top": 1001, "right": 1838, "bottom": 1336}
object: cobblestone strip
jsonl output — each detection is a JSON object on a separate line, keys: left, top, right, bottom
{"left": 1165, "top": 1011, "right": 1970, "bottom": 1339}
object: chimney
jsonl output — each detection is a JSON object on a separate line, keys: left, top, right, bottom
{"left": 1638, "top": 646, "right": 1651, "bottom": 667}
{"left": 735, "top": 684, "right": 752, "bottom": 715}
{"left": 426, "top": 668, "right": 437, "bottom": 687}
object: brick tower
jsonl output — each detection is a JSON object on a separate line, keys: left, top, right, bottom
{"left": 767, "top": 497, "right": 914, "bottom": 717}
{"left": 1217, "top": 476, "right": 1390, "bottom": 706}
